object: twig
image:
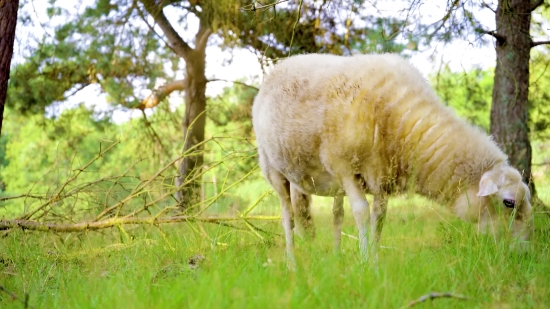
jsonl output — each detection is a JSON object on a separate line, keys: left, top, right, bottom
{"left": 402, "top": 292, "right": 469, "bottom": 308}
{"left": 240, "top": 0, "right": 289, "bottom": 12}
{"left": 287, "top": 0, "right": 303, "bottom": 56}
{"left": 19, "top": 141, "right": 120, "bottom": 220}
{"left": 207, "top": 78, "right": 259, "bottom": 91}
{"left": 0, "top": 194, "right": 47, "bottom": 201}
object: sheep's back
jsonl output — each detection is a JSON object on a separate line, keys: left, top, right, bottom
{"left": 253, "top": 53, "right": 506, "bottom": 197}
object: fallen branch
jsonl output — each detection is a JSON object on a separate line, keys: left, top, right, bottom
{"left": 0, "top": 215, "right": 281, "bottom": 232}
{"left": 402, "top": 292, "right": 469, "bottom": 308}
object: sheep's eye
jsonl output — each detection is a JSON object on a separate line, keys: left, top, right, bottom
{"left": 503, "top": 199, "right": 516, "bottom": 208}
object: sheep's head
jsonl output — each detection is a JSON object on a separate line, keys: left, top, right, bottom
{"left": 454, "top": 165, "right": 533, "bottom": 242}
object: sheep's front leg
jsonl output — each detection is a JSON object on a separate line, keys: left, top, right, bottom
{"left": 341, "top": 177, "right": 370, "bottom": 260}
{"left": 371, "top": 194, "right": 388, "bottom": 264}
{"left": 332, "top": 194, "right": 344, "bottom": 253}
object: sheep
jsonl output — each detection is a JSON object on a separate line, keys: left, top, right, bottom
{"left": 251, "top": 53, "right": 533, "bottom": 266}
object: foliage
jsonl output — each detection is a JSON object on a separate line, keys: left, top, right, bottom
{"left": 431, "top": 65, "right": 493, "bottom": 131}
{"left": 529, "top": 52, "right": 550, "bottom": 140}
{"left": 431, "top": 54, "right": 550, "bottom": 139}
{"left": 7, "top": 0, "right": 411, "bottom": 116}
{"left": 0, "top": 83, "right": 270, "bottom": 219}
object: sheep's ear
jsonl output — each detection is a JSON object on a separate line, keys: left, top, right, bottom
{"left": 477, "top": 172, "right": 499, "bottom": 197}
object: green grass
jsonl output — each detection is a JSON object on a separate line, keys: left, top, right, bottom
{"left": 1, "top": 197, "right": 550, "bottom": 309}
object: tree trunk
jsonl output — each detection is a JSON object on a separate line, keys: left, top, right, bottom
{"left": 0, "top": 0, "right": 19, "bottom": 136}
{"left": 490, "top": 0, "right": 535, "bottom": 195}
{"left": 175, "top": 48, "right": 208, "bottom": 212}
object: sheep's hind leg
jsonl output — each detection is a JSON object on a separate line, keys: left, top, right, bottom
{"left": 291, "top": 184, "right": 315, "bottom": 240}
{"left": 265, "top": 170, "right": 296, "bottom": 270}
{"left": 341, "top": 176, "right": 370, "bottom": 261}
{"left": 371, "top": 194, "right": 388, "bottom": 265}
{"left": 332, "top": 193, "right": 344, "bottom": 254}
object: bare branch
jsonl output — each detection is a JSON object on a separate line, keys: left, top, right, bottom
{"left": 19, "top": 141, "right": 120, "bottom": 220}
{"left": 240, "top": 0, "right": 289, "bottom": 12}
{"left": 64, "top": 83, "right": 90, "bottom": 100}
{"left": 0, "top": 215, "right": 281, "bottom": 232}
{"left": 207, "top": 78, "right": 259, "bottom": 91}
{"left": 531, "top": 40, "right": 550, "bottom": 47}
{"left": 402, "top": 292, "right": 469, "bottom": 308}
{"left": 288, "top": 0, "right": 304, "bottom": 56}
{"left": 139, "top": 0, "right": 192, "bottom": 58}
{"left": 481, "top": 1, "right": 496, "bottom": 13}
{"left": 0, "top": 194, "right": 47, "bottom": 201}
{"left": 136, "top": 78, "right": 258, "bottom": 110}
{"left": 479, "top": 29, "right": 506, "bottom": 44}
{"left": 137, "top": 79, "right": 185, "bottom": 109}
{"left": 530, "top": 0, "right": 545, "bottom": 12}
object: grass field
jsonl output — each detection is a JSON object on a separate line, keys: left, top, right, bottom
{"left": 1, "top": 194, "right": 550, "bottom": 309}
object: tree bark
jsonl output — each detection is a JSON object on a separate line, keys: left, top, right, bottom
{"left": 0, "top": 0, "right": 19, "bottom": 136}
{"left": 490, "top": 0, "right": 535, "bottom": 195}
{"left": 175, "top": 48, "right": 208, "bottom": 210}
{"left": 140, "top": 0, "right": 211, "bottom": 212}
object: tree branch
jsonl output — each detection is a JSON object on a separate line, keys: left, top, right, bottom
{"left": 479, "top": 29, "right": 506, "bottom": 45}
{"left": 207, "top": 79, "right": 259, "bottom": 91}
{"left": 530, "top": 0, "right": 544, "bottom": 12}
{"left": 136, "top": 78, "right": 258, "bottom": 110}
{"left": 195, "top": 22, "right": 212, "bottom": 53}
{"left": 137, "top": 79, "right": 186, "bottom": 109}
{"left": 481, "top": 1, "right": 496, "bottom": 13}
{"left": 139, "top": 0, "right": 192, "bottom": 58}
{"left": 402, "top": 292, "right": 469, "bottom": 308}
{"left": 531, "top": 40, "right": 550, "bottom": 48}
{"left": 0, "top": 215, "right": 281, "bottom": 232}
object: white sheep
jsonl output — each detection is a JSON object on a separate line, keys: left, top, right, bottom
{"left": 252, "top": 53, "right": 533, "bottom": 265}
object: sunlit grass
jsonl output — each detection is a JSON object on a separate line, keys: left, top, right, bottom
{"left": 1, "top": 195, "right": 550, "bottom": 309}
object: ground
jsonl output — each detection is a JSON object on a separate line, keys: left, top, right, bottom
{"left": 1, "top": 194, "right": 550, "bottom": 309}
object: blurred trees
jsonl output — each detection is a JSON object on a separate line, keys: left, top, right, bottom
{"left": 5, "top": 0, "right": 407, "bottom": 211}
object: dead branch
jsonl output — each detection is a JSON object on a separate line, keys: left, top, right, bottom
{"left": 481, "top": 1, "right": 496, "bottom": 13}
{"left": 479, "top": 29, "right": 506, "bottom": 44}
{"left": 402, "top": 292, "right": 469, "bottom": 308}
{"left": 0, "top": 215, "right": 280, "bottom": 232}
{"left": 0, "top": 194, "right": 47, "bottom": 201}
{"left": 531, "top": 40, "right": 550, "bottom": 48}
{"left": 19, "top": 141, "right": 120, "bottom": 221}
